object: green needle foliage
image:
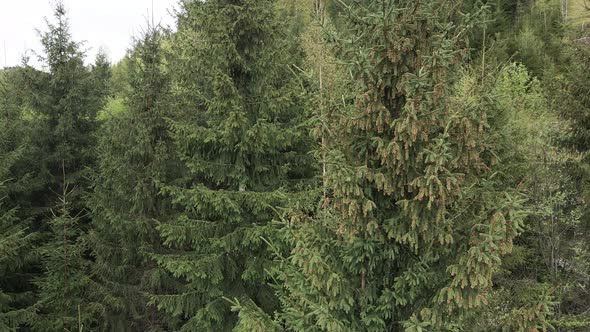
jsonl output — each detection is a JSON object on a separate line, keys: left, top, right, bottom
{"left": 0, "top": 188, "right": 35, "bottom": 331}
{"left": 149, "top": 0, "right": 317, "bottom": 330}
{"left": 24, "top": 2, "right": 102, "bottom": 203}
{"left": 262, "top": 1, "right": 526, "bottom": 330}
{"left": 0, "top": 0, "right": 589, "bottom": 330}
{"left": 0, "top": 85, "right": 37, "bottom": 329}
{"left": 32, "top": 188, "right": 101, "bottom": 332}
{"left": 88, "top": 24, "right": 181, "bottom": 331}
{"left": 13, "top": 2, "right": 109, "bottom": 331}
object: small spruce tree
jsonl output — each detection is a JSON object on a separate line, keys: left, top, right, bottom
{"left": 32, "top": 184, "right": 101, "bottom": 332}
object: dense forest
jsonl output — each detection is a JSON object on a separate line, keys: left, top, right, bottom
{"left": 0, "top": 0, "right": 589, "bottom": 331}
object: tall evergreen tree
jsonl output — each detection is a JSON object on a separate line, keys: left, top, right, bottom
{"left": 88, "top": 25, "right": 181, "bottom": 331}
{"left": 17, "top": 2, "right": 107, "bottom": 330}
{"left": 243, "top": 1, "right": 526, "bottom": 330}
{"left": 150, "top": 0, "right": 317, "bottom": 330}
{"left": 25, "top": 1, "right": 100, "bottom": 206}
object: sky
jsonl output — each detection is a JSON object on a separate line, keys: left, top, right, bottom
{"left": 0, "top": 0, "right": 178, "bottom": 68}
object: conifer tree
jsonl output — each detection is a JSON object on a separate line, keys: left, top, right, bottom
{"left": 0, "top": 69, "right": 37, "bottom": 330}
{"left": 25, "top": 1, "right": 101, "bottom": 206}
{"left": 32, "top": 186, "right": 102, "bottom": 332}
{"left": 88, "top": 25, "right": 181, "bottom": 331}
{"left": 92, "top": 49, "right": 113, "bottom": 106}
{"left": 17, "top": 2, "right": 107, "bottom": 330}
{"left": 253, "top": 1, "right": 525, "bottom": 330}
{"left": 6, "top": 0, "right": 589, "bottom": 330}
{"left": 0, "top": 67, "right": 41, "bottom": 208}
{"left": 150, "top": 0, "right": 317, "bottom": 330}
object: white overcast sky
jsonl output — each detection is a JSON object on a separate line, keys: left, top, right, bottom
{"left": 0, "top": 0, "right": 178, "bottom": 68}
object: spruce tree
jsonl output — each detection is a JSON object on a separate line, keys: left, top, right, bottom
{"left": 150, "top": 0, "right": 317, "bottom": 330}
{"left": 18, "top": 2, "right": 106, "bottom": 330}
{"left": 0, "top": 68, "right": 38, "bottom": 331}
{"left": 32, "top": 187, "right": 102, "bottom": 331}
{"left": 25, "top": 1, "right": 100, "bottom": 206}
{"left": 257, "top": 1, "right": 525, "bottom": 330}
{"left": 91, "top": 48, "right": 113, "bottom": 108}
{"left": 88, "top": 25, "right": 181, "bottom": 331}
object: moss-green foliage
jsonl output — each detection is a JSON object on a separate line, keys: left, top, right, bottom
{"left": 0, "top": 195, "right": 36, "bottom": 331}
{"left": 148, "top": 0, "right": 318, "bottom": 330}
{"left": 97, "top": 55, "right": 132, "bottom": 121}
{"left": 458, "top": 1, "right": 590, "bottom": 328}
{"left": 89, "top": 25, "right": 181, "bottom": 332}
{"left": 568, "top": 0, "right": 590, "bottom": 26}
{"left": 455, "top": 63, "right": 559, "bottom": 331}
{"left": 249, "top": 2, "right": 526, "bottom": 331}
{"left": 9, "top": 2, "right": 109, "bottom": 331}
{"left": 546, "top": 40, "right": 590, "bottom": 332}
{"left": 0, "top": 83, "right": 37, "bottom": 329}
{"left": 97, "top": 96, "right": 126, "bottom": 120}
{"left": 2, "top": 0, "right": 590, "bottom": 330}
{"left": 31, "top": 193, "right": 103, "bottom": 332}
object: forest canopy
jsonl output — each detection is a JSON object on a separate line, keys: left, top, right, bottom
{"left": 0, "top": 0, "right": 589, "bottom": 331}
